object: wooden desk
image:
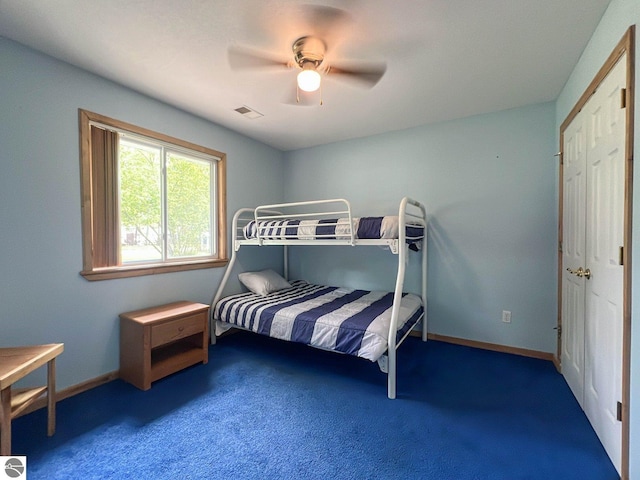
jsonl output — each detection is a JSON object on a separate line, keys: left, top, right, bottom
{"left": 0, "top": 343, "right": 64, "bottom": 455}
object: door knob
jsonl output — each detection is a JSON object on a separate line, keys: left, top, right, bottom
{"left": 565, "top": 266, "right": 591, "bottom": 279}
{"left": 566, "top": 267, "right": 584, "bottom": 277}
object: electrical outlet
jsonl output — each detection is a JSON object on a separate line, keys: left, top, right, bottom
{"left": 502, "top": 310, "right": 512, "bottom": 323}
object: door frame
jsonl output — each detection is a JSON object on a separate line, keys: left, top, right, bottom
{"left": 557, "top": 26, "right": 634, "bottom": 479}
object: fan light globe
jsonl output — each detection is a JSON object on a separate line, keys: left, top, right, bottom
{"left": 297, "top": 69, "right": 321, "bottom": 92}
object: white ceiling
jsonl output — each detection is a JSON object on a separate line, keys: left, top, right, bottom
{"left": 0, "top": 0, "right": 611, "bottom": 151}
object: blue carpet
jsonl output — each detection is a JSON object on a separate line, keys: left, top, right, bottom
{"left": 13, "top": 332, "right": 617, "bottom": 479}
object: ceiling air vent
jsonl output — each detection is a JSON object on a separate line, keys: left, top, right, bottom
{"left": 234, "top": 106, "right": 263, "bottom": 119}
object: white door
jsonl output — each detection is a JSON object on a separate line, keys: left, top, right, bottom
{"left": 561, "top": 109, "right": 587, "bottom": 406}
{"left": 561, "top": 54, "right": 626, "bottom": 475}
{"left": 583, "top": 55, "right": 626, "bottom": 473}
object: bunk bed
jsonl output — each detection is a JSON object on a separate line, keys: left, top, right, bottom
{"left": 210, "top": 197, "right": 427, "bottom": 399}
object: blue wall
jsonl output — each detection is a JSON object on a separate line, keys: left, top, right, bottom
{"left": 0, "top": 38, "right": 284, "bottom": 389}
{"left": 555, "top": 0, "right": 639, "bottom": 475}
{"left": 284, "top": 102, "right": 558, "bottom": 354}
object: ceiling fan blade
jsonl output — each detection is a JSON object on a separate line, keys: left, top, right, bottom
{"left": 298, "top": 4, "right": 352, "bottom": 45}
{"left": 228, "top": 46, "right": 290, "bottom": 70}
{"left": 327, "top": 62, "right": 387, "bottom": 88}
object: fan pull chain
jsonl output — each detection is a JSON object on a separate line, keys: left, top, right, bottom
{"left": 320, "top": 82, "right": 323, "bottom": 106}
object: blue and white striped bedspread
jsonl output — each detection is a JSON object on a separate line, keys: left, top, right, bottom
{"left": 243, "top": 216, "right": 424, "bottom": 247}
{"left": 214, "top": 280, "right": 424, "bottom": 362}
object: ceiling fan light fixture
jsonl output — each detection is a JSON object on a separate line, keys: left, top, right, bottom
{"left": 297, "top": 65, "right": 321, "bottom": 92}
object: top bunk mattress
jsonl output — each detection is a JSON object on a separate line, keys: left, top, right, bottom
{"left": 243, "top": 216, "right": 424, "bottom": 247}
{"left": 213, "top": 280, "right": 423, "bottom": 362}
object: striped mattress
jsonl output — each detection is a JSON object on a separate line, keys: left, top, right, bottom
{"left": 243, "top": 216, "right": 424, "bottom": 247}
{"left": 214, "top": 280, "right": 423, "bottom": 362}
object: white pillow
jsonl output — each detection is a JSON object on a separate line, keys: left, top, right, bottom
{"left": 238, "top": 269, "right": 291, "bottom": 296}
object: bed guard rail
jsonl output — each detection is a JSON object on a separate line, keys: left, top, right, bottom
{"left": 251, "top": 198, "right": 356, "bottom": 246}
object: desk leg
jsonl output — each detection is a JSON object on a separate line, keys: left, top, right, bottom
{"left": 0, "top": 386, "right": 10, "bottom": 455}
{"left": 47, "top": 357, "right": 56, "bottom": 437}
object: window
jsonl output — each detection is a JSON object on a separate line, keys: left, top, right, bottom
{"left": 79, "top": 109, "right": 227, "bottom": 280}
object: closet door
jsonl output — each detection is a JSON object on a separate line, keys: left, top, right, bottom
{"left": 561, "top": 54, "right": 626, "bottom": 475}
{"left": 582, "top": 54, "right": 626, "bottom": 473}
{"left": 561, "top": 110, "right": 587, "bottom": 406}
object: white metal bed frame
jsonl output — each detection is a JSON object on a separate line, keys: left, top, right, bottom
{"left": 210, "top": 196, "right": 427, "bottom": 399}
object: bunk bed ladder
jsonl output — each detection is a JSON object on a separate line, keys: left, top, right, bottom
{"left": 386, "top": 197, "right": 427, "bottom": 399}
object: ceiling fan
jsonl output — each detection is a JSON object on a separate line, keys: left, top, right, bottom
{"left": 227, "top": 5, "right": 387, "bottom": 104}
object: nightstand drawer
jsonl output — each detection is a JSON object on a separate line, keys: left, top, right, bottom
{"left": 151, "top": 313, "right": 204, "bottom": 348}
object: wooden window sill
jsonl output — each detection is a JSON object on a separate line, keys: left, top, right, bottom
{"left": 80, "top": 258, "right": 229, "bottom": 281}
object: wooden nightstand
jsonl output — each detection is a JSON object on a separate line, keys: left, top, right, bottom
{"left": 119, "top": 302, "right": 209, "bottom": 390}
